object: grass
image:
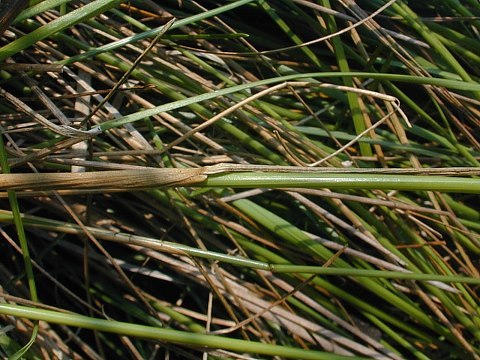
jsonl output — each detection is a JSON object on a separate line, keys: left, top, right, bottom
{"left": 0, "top": 1, "right": 478, "bottom": 359}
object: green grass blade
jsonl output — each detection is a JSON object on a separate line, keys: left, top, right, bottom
{"left": 0, "top": 135, "right": 39, "bottom": 358}
{"left": 0, "top": 304, "right": 368, "bottom": 360}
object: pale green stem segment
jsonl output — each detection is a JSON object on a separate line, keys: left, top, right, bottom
{"left": 204, "top": 172, "right": 480, "bottom": 194}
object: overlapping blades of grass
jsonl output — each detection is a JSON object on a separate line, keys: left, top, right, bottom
{"left": 0, "top": 1, "right": 478, "bottom": 359}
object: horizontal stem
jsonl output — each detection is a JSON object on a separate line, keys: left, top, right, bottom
{"left": 0, "top": 304, "right": 365, "bottom": 360}
{"left": 0, "top": 211, "right": 478, "bottom": 284}
{"left": 205, "top": 172, "right": 480, "bottom": 193}
{"left": 0, "top": 166, "right": 479, "bottom": 193}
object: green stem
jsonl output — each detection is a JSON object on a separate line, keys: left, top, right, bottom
{"left": 0, "top": 304, "right": 367, "bottom": 360}
{"left": 204, "top": 172, "right": 480, "bottom": 193}
{"left": 0, "top": 134, "right": 39, "bottom": 359}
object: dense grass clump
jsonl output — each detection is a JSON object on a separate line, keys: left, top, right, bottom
{"left": 0, "top": 1, "right": 478, "bottom": 359}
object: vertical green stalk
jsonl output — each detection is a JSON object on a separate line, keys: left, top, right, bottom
{"left": 0, "top": 133, "right": 38, "bottom": 359}
{"left": 319, "top": 0, "right": 372, "bottom": 156}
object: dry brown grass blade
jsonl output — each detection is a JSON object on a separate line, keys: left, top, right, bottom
{"left": 0, "top": 168, "right": 207, "bottom": 191}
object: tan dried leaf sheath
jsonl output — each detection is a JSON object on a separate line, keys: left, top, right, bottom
{"left": 0, "top": 168, "right": 207, "bottom": 191}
